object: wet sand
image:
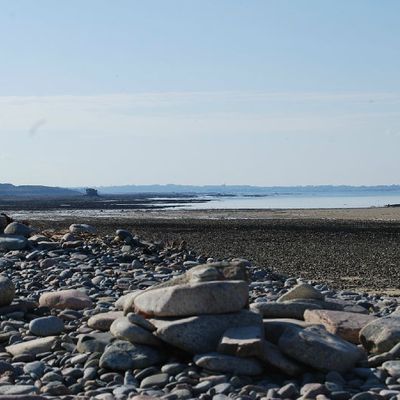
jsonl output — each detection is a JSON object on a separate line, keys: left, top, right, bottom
{"left": 22, "top": 207, "right": 400, "bottom": 295}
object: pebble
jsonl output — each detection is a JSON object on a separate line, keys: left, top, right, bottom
{"left": 0, "top": 276, "right": 15, "bottom": 306}
{"left": 29, "top": 316, "right": 64, "bottom": 336}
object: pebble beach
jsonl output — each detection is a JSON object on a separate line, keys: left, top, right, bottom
{"left": 1, "top": 213, "right": 400, "bottom": 399}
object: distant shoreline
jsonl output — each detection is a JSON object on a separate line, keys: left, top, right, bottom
{"left": 4, "top": 205, "right": 400, "bottom": 223}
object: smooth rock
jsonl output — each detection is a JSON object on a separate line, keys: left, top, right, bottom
{"left": 99, "top": 340, "right": 163, "bottom": 371}
{"left": 154, "top": 310, "right": 262, "bottom": 354}
{"left": 277, "top": 283, "right": 324, "bottom": 303}
{"left": 117, "top": 292, "right": 141, "bottom": 311}
{"left": 304, "top": 309, "right": 376, "bottom": 344}
{"left": 257, "top": 340, "right": 304, "bottom": 376}
{"left": 157, "top": 262, "right": 248, "bottom": 287}
{"left": 140, "top": 373, "right": 169, "bottom": 388}
{"left": 127, "top": 313, "right": 156, "bottom": 331}
{"left": 0, "top": 235, "right": 28, "bottom": 251}
{"left": 0, "top": 276, "right": 15, "bottom": 307}
{"left": 0, "top": 385, "right": 38, "bottom": 395}
{"left": 39, "top": 289, "right": 93, "bottom": 310}
{"left": 360, "top": 316, "right": 400, "bottom": 354}
{"left": 69, "top": 224, "right": 96, "bottom": 234}
{"left": 4, "top": 222, "right": 33, "bottom": 237}
{"left": 193, "top": 352, "right": 263, "bottom": 376}
{"left": 250, "top": 300, "right": 323, "bottom": 319}
{"left": 217, "top": 325, "right": 264, "bottom": 357}
{"left": 263, "top": 318, "right": 319, "bottom": 344}
{"left": 278, "top": 326, "right": 364, "bottom": 373}
{"left": 88, "top": 311, "right": 124, "bottom": 331}
{"left": 110, "top": 317, "right": 161, "bottom": 346}
{"left": 29, "top": 316, "right": 64, "bottom": 336}
{"left": 134, "top": 280, "right": 248, "bottom": 317}
{"left": 77, "top": 332, "right": 113, "bottom": 353}
{"left": 6, "top": 336, "right": 57, "bottom": 356}
{"left": 382, "top": 360, "right": 400, "bottom": 378}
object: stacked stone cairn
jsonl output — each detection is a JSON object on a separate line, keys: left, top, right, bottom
{"left": 1, "top": 220, "right": 400, "bottom": 399}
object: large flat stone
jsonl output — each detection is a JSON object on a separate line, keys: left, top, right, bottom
{"left": 154, "top": 310, "right": 262, "bottom": 354}
{"left": 6, "top": 337, "right": 57, "bottom": 356}
{"left": 278, "top": 326, "right": 365, "bottom": 373}
{"left": 360, "top": 316, "right": 400, "bottom": 354}
{"left": 304, "top": 309, "right": 376, "bottom": 344}
{"left": 218, "top": 325, "right": 264, "bottom": 357}
{"left": 134, "top": 280, "right": 248, "bottom": 317}
{"left": 251, "top": 300, "right": 323, "bottom": 319}
{"left": 123, "top": 262, "right": 248, "bottom": 314}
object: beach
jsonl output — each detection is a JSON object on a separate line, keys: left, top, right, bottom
{"left": 22, "top": 207, "right": 400, "bottom": 294}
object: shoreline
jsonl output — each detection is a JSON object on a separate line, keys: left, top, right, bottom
{"left": 8, "top": 206, "right": 400, "bottom": 222}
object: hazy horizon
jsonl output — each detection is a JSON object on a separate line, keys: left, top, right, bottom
{"left": 1, "top": 1, "right": 399, "bottom": 187}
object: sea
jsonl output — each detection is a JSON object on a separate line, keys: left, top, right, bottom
{"left": 169, "top": 193, "right": 400, "bottom": 210}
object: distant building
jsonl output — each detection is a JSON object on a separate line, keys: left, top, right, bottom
{"left": 85, "top": 188, "right": 99, "bottom": 197}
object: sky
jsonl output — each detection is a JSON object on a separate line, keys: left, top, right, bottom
{"left": 1, "top": 0, "right": 400, "bottom": 187}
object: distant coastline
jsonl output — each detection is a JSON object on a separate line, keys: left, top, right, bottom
{"left": 3, "top": 182, "right": 400, "bottom": 198}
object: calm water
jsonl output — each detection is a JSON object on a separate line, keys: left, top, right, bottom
{"left": 175, "top": 194, "right": 400, "bottom": 210}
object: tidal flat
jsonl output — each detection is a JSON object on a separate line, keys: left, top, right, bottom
{"left": 20, "top": 206, "right": 400, "bottom": 294}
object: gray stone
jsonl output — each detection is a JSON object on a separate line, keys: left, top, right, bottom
{"left": 127, "top": 313, "right": 156, "bottom": 331}
{"left": 278, "top": 326, "right": 364, "bottom": 373}
{"left": 277, "top": 283, "right": 324, "bottom": 303}
{"left": 250, "top": 300, "right": 323, "bottom": 319}
{"left": 263, "top": 318, "right": 319, "bottom": 344}
{"left": 0, "top": 385, "right": 39, "bottom": 395}
{"left": 39, "top": 289, "right": 93, "bottom": 310}
{"left": 77, "top": 332, "right": 113, "bottom": 353}
{"left": 156, "top": 261, "right": 248, "bottom": 287}
{"left": 257, "top": 340, "right": 304, "bottom": 376}
{"left": 382, "top": 360, "right": 400, "bottom": 378}
{"left": 116, "top": 229, "right": 133, "bottom": 240}
{"left": 0, "top": 276, "right": 15, "bottom": 307}
{"left": 0, "top": 235, "right": 28, "bottom": 251}
{"left": 4, "top": 222, "right": 34, "bottom": 237}
{"left": 69, "top": 223, "right": 96, "bottom": 234}
{"left": 110, "top": 317, "right": 161, "bottom": 346}
{"left": 29, "top": 316, "right": 64, "bottom": 336}
{"left": 116, "top": 292, "right": 141, "bottom": 311}
{"left": 140, "top": 373, "right": 169, "bottom": 388}
{"left": 134, "top": 280, "right": 248, "bottom": 317}
{"left": 99, "top": 340, "right": 163, "bottom": 371}
{"left": 153, "top": 310, "right": 262, "bottom": 354}
{"left": 360, "top": 316, "right": 400, "bottom": 354}
{"left": 23, "top": 361, "right": 46, "bottom": 378}
{"left": 217, "top": 325, "right": 264, "bottom": 357}
{"left": 88, "top": 311, "right": 124, "bottom": 331}
{"left": 6, "top": 336, "right": 57, "bottom": 356}
{"left": 193, "top": 352, "right": 263, "bottom": 375}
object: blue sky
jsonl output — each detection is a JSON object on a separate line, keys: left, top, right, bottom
{"left": 1, "top": 0, "right": 399, "bottom": 186}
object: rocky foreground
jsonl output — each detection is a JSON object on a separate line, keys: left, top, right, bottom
{"left": 0, "top": 219, "right": 400, "bottom": 399}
